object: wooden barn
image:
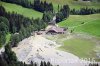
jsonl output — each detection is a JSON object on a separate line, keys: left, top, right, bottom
{"left": 46, "top": 26, "right": 66, "bottom": 35}
{"left": 46, "top": 16, "right": 67, "bottom": 35}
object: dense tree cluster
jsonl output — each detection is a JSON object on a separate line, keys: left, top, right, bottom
{"left": 0, "top": 5, "right": 46, "bottom": 47}
{"left": 0, "top": 5, "right": 6, "bottom": 16}
{"left": 1, "top": 0, "right": 71, "bottom": 23}
{"left": 0, "top": 0, "right": 54, "bottom": 24}
{"left": 41, "top": 4, "right": 70, "bottom": 23}
{"left": 86, "top": 0, "right": 100, "bottom": 2}
{"left": 1, "top": 0, "right": 31, "bottom": 8}
{"left": 0, "top": 5, "right": 8, "bottom": 46}
{"left": 33, "top": 0, "right": 53, "bottom": 12}
{"left": 0, "top": 5, "right": 54, "bottom": 65}
{"left": 74, "top": 0, "right": 100, "bottom": 2}
{"left": 89, "top": 63, "right": 99, "bottom": 66}
{"left": 83, "top": 0, "right": 91, "bottom": 1}
{"left": 42, "top": 11, "right": 54, "bottom": 23}
{"left": 0, "top": 16, "right": 9, "bottom": 46}
{"left": 1, "top": 0, "right": 54, "bottom": 13}
{"left": 70, "top": 8, "right": 100, "bottom": 15}
{"left": 0, "top": 44, "right": 53, "bottom": 66}
{"left": 56, "top": 5, "right": 70, "bottom": 22}
{"left": 6, "top": 12, "right": 46, "bottom": 33}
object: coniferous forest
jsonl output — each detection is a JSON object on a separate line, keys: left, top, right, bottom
{"left": 0, "top": 5, "right": 46, "bottom": 47}
{"left": 1, "top": 0, "right": 53, "bottom": 12}
{"left": 0, "top": 5, "right": 54, "bottom": 66}
{"left": 70, "top": 7, "right": 100, "bottom": 15}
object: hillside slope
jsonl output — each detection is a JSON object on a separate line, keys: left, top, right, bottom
{"left": 58, "top": 14, "right": 100, "bottom": 37}
{"left": 40, "top": 0, "right": 100, "bottom": 11}
{"left": 1, "top": 0, "right": 100, "bottom": 14}
{"left": 0, "top": 1, "right": 43, "bottom": 19}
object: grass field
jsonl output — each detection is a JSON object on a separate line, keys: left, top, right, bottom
{"left": 6, "top": 33, "right": 11, "bottom": 44}
{"left": 46, "top": 33, "right": 99, "bottom": 60}
{"left": 58, "top": 14, "right": 100, "bottom": 60}
{"left": 0, "top": 33, "right": 11, "bottom": 48}
{"left": 59, "top": 38, "right": 96, "bottom": 58}
{"left": 42, "top": 0, "right": 100, "bottom": 11}
{"left": 74, "top": 20, "right": 100, "bottom": 37}
{"left": 28, "top": 0, "right": 100, "bottom": 11}
{"left": 46, "top": 32, "right": 100, "bottom": 61}
{"left": 58, "top": 14, "right": 100, "bottom": 37}
{"left": 0, "top": 1, "right": 43, "bottom": 19}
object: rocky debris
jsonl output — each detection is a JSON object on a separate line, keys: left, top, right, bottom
{"left": 12, "top": 35, "right": 85, "bottom": 66}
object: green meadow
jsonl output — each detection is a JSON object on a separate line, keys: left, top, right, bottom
{"left": 59, "top": 38, "right": 96, "bottom": 58}
{"left": 58, "top": 14, "right": 100, "bottom": 37}
{"left": 6, "top": 33, "right": 11, "bottom": 44}
{"left": 0, "top": 1, "right": 43, "bottom": 19}
{"left": 0, "top": 33, "right": 11, "bottom": 48}
{"left": 42, "top": 0, "right": 100, "bottom": 11}
{"left": 28, "top": 0, "right": 100, "bottom": 11}
{"left": 58, "top": 14, "right": 100, "bottom": 60}
{"left": 47, "top": 33, "right": 99, "bottom": 60}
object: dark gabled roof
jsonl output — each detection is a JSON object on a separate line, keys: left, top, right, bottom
{"left": 47, "top": 26, "right": 65, "bottom": 33}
